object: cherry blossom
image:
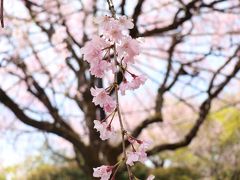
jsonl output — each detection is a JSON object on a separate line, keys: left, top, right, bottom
{"left": 80, "top": 35, "right": 108, "bottom": 64}
{"left": 126, "top": 150, "right": 147, "bottom": 166}
{"left": 139, "top": 140, "right": 152, "bottom": 151}
{"left": 96, "top": 16, "right": 124, "bottom": 41}
{"left": 119, "top": 81, "right": 130, "bottom": 95}
{"left": 118, "top": 16, "right": 134, "bottom": 30}
{"left": 117, "top": 37, "right": 140, "bottom": 61}
{"left": 94, "top": 120, "right": 116, "bottom": 140}
{"left": 122, "top": 54, "right": 136, "bottom": 64}
{"left": 91, "top": 87, "right": 109, "bottom": 106}
{"left": 96, "top": 15, "right": 133, "bottom": 31}
{"left": 93, "top": 165, "right": 113, "bottom": 180}
{"left": 95, "top": 15, "right": 114, "bottom": 31}
{"left": 119, "top": 75, "right": 147, "bottom": 95}
{"left": 105, "top": 22, "right": 123, "bottom": 42}
{"left": 90, "top": 87, "right": 115, "bottom": 110}
{"left": 126, "top": 151, "right": 139, "bottom": 166}
{"left": 81, "top": 13, "right": 150, "bottom": 179}
{"left": 103, "top": 99, "right": 116, "bottom": 113}
{"left": 89, "top": 60, "right": 110, "bottom": 78}
{"left": 126, "top": 139, "right": 151, "bottom": 166}
{"left": 129, "top": 75, "right": 147, "bottom": 89}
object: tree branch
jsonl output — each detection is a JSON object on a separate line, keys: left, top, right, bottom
{"left": 148, "top": 49, "right": 240, "bottom": 155}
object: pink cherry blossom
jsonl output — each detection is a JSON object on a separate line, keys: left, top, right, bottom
{"left": 91, "top": 87, "right": 116, "bottom": 112}
{"left": 94, "top": 120, "right": 116, "bottom": 140}
{"left": 119, "top": 75, "right": 147, "bottom": 95}
{"left": 117, "top": 37, "right": 140, "bottom": 63}
{"left": 97, "top": 17, "right": 123, "bottom": 42}
{"left": 91, "top": 87, "right": 110, "bottom": 107}
{"left": 138, "top": 140, "right": 152, "bottom": 151}
{"left": 91, "top": 36, "right": 108, "bottom": 49}
{"left": 126, "top": 150, "right": 147, "bottom": 166}
{"left": 93, "top": 165, "right": 113, "bottom": 180}
{"left": 119, "top": 81, "right": 130, "bottom": 95}
{"left": 146, "top": 175, "right": 155, "bottom": 180}
{"left": 122, "top": 54, "right": 136, "bottom": 64}
{"left": 137, "top": 149, "right": 148, "bottom": 163}
{"left": 103, "top": 98, "right": 116, "bottom": 113}
{"left": 80, "top": 35, "right": 108, "bottom": 63}
{"left": 89, "top": 60, "right": 109, "bottom": 78}
{"left": 118, "top": 16, "right": 134, "bottom": 30}
{"left": 129, "top": 75, "right": 147, "bottom": 89}
{"left": 126, "top": 151, "right": 139, "bottom": 166}
{"left": 95, "top": 15, "right": 114, "bottom": 31}
{"left": 126, "top": 139, "right": 151, "bottom": 166}
{"left": 83, "top": 14, "right": 149, "bottom": 178}
{"left": 105, "top": 23, "right": 123, "bottom": 42}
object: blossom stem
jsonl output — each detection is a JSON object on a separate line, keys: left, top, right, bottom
{"left": 101, "top": 109, "right": 116, "bottom": 122}
{"left": 113, "top": 43, "right": 133, "bottom": 180}
{"left": 111, "top": 161, "right": 122, "bottom": 180}
{"left": 108, "top": 108, "right": 117, "bottom": 125}
{"left": 106, "top": 0, "right": 134, "bottom": 179}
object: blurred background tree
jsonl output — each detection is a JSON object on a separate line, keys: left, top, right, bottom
{"left": 0, "top": 0, "right": 240, "bottom": 179}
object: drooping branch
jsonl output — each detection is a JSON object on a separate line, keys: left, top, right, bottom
{"left": 0, "top": 87, "right": 54, "bottom": 131}
{"left": 155, "top": 35, "right": 183, "bottom": 112}
{"left": 138, "top": 0, "right": 199, "bottom": 37}
{"left": 0, "top": 86, "right": 101, "bottom": 174}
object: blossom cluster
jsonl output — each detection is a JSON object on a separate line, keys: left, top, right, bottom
{"left": 81, "top": 15, "right": 153, "bottom": 180}
{"left": 126, "top": 137, "right": 151, "bottom": 166}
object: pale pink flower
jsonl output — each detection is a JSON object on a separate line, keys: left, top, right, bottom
{"left": 117, "top": 37, "right": 140, "bottom": 62}
{"left": 107, "top": 28, "right": 123, "bottom": 42}
{"left": 103, "top": 98, "right": 116, "bottom": 113}
{"left": 94, "top": 120, "right": 116, "bottom": 140}
{"left": 122, "top": 54, "right": 136, "bottom": 64}
{"left": 95, "top": 15, "right": 114, "bottom": 30}
{"left": 80, "top": 35, "right": 108, "bottom": 63}
{"left": 126, "top": 150, "right": 147, "bottom": 166}
{"left": 91, "top": 87, "right": 116, "bottom": 112}
{"left": 89, "top": 60, "right": 109, "bottom": 78}
{"left": 146, "top": 175, "right": 155, "bottom": 180}
{"left": 90, "top": 87, "right": 109, "bottom": 107}
{"left": 119, "top": 81, "right": 130, "bottom": 95}
{"left": 126, "top": 151, "right": 139, "bottom": 166}
{"left": 105, "top": 21, "right": 123, "bottom": 42}
{"left": 119, "top": 75, "right": 147, "bottom": 94}
{"left": 139, "top": 140, "right": 152, "bottom": 151}
{"left": 129, "top": 75, "right": 147, "bottom": 89}
{"left": 137, "top": 149, "right": 148, "bottom": 163}
{"left": 93, "top": 165, "right": 113, "bottom": 180}
{"left": 126, "top": 139, "right": 151, "bottom": 166}
{"left": 118, "top": 16, "right": 134, "bottom": 29}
